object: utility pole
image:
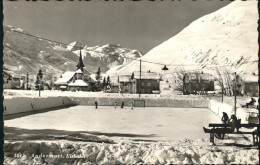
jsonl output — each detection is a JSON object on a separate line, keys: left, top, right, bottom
{"left": 234, "top": 72, "right": 237, "bottom": 115}
{"left": 139, "top": 59, "right": 141, "bottom": 98}
{"left": 38, "top": 74, "right": 41, "bottom": 97}
{"left": 221, "top": 81, "right": 224, "bottom": 102}
{"left": 27, "top": 72, "right": 29, "bottom": 90}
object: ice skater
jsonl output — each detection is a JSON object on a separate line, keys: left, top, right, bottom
{"left": 115, "top": 101, "right": 117, "bottom": 109}
{"left": 121, "top": 101, "right": 124, "bottom": 109}
{"left": 95, "top": 101, "right": 98, "bottom": 109}
{"left": 131, "top": 101, "right": 134, "bottom": 110}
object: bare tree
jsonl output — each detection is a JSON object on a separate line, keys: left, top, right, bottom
{"left": 174, "top": 68, "right": 186, "bottom": 92}
{"left": 213, "top": 67, "right": 234, "bottom": 96}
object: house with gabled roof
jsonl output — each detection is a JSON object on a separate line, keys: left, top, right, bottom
{"left": 54, "top": 51, "right": 89, "bottom": 91}
{"left": 3, "top": 71, "right": 26, "bottom": 89}
{"left": 132, "top": 71, "right": 161, "bottom": 94}
{"left": 107, "top": 71, "right": 161, "bottom": 94}
{"left": 239, "top": 74, "right": 258, "bottom": 97}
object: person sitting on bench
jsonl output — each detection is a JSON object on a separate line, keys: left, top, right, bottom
{"left": 228, "top": 114, "right": 238, "bottom": 124}
{"left": 203, "top": 114, "right": 238, "bottom": 139}
{"left": 221, "top": 112, "right": 229, "bottom": 124}
{"left": 242, "top": 98, "right": 256, "bottom": 108}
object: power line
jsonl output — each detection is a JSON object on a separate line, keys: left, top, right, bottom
{"left": 12, "top": 30, "right": 259, "bottom": 67}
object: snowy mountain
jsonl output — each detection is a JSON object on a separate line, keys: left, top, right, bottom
{"left": 66, "top": 41, "right": 83, "bottom": 51}
{"left": 3, "top": 25, "right": 142, "bottom": 77}
{"left": 73, "top": 44, "right": 142, "bottom": 73}
{"left": 111, "top": 1, "right": 258, "bottom": 76}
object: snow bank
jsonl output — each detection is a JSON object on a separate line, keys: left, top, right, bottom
{"left": 4, "top": 139, "right": 259, "bottom": 164}
{"left": 4, "top": 90, "right": 209, "bottom": 108}
{"left": 209, "top": 100, "right": 234, "bottom": 117}
{"left": 208, "top": 100, "right": 252, "bottom": 123}
{"left": 70, "top": 96, "right": 208, "bottom": 108}
{"left": 3, "top": 97, "right": 74, "bottom": 116}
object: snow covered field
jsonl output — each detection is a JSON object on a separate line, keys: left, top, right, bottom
{"left": 3, "top": 107, "right": 259, "bottom": 164}
{"left": 4, "top": 106, "right": 259, "bottom": 164}
{"left": 3, "top": 91, "right": 259, "bottom": 164}
{"left": 5, "top": 106, "right": 220, "bottom": 141}
{"left": 4, "top": 139, "right": 259, "bottom": 164}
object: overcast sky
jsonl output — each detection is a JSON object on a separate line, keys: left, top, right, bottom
{"left": 3, "top": 0, "right": 231, "bottom": 53}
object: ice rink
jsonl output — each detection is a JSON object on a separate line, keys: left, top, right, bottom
{"left": 4, "top": 106, "right": 220, "bottom": 141}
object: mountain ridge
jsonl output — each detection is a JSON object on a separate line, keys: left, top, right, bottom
{"left": 3, "top": 25, "right": 142, "bottom": 78}
{"left": 110, "top": 1, "right": 258, "bottom": 76}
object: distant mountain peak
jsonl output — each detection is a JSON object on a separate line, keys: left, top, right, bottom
{"left": 66, "top": 41, "right": 83, "bottom": 51}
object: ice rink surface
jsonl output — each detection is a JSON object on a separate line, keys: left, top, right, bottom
{"left": 5, "top": 106, "right": 220, "bottom": 141}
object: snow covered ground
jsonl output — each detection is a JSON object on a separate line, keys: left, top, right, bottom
{"left": 3, "top": 90, "right": 259, "bottom": 164}
{"left": 4, "top": 139, "right": 259, "bottom": 164}
{"left": 4, "top": 106, "right": 259, "bottom": 164}
{"left": 5, "top": 106, "right": 220, "bottom": 141}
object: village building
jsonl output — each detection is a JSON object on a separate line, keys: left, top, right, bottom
{"left": 54, "top": 51, "right": 89, "bottom": 91}
{"left": 119, "top": 75, "right": 134, "bottom": 93}
{"left": 108, "top": 71, "right": 161, "bottom": 94}
{"left": 103, "top": 75, "right": 120, "bottom": 93}
{"left": 239, "top": 74, "right": 259, "bottom": 97}
{"left": 133, "top": 71, "right": 161, "bottom": 94}
{"left": 54, "top": 71, "right": 75, "bottom": 90}
{"left": 105, "top": 81, "right": 120, "bottom": 93}
{"left": 183, "top": 72, "right": 215, "bottom": 95}
{"left": 3, "top": 71, "right": 26, "bottom": 89}
{"left": 68, "top": 69, "right": 88, "bottom": 91}
{"left": 3, "top": 71, "right": 13, "bottom": 89}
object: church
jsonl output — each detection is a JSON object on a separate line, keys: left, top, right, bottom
{"left": 54, "top": 51, "right": 89, "bottom": 91}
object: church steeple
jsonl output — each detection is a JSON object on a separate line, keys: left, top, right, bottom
{"left": 76, "top": 50, "right": 85, "bottom": 71}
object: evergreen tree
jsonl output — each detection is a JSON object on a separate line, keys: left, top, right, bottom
{"left": 76, "top": 50, "right": 85, "bottom": 71}
{"left": 36, "top": 69, "right": 43, "bottom": 85}
{"left": 131, "top": 72, "right": 135, "bottom": 79}
{"left": 103, "top": 77, "right": 106, "bottom": 86}
{"left": 95, "top": 67, "right": 101, "bottom": 82}
{"left": 107, "top": 76, "right": 110, "bottom": 84}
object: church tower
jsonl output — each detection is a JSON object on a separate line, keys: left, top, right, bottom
{"left": 76, "top": 50, "right": 85, "bottom": 71}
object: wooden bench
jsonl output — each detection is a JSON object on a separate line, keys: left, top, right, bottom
{"left": 206, "top": 123, "right": 259, "bottom": 146}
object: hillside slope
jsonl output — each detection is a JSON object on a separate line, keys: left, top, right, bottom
{"left": 112, "top": 1, "right": 258, "bottom": 76}
{"left": 3, "top": 25, "right": 142, "bottom": 77}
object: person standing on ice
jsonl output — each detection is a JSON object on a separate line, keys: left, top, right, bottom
{"left": 131, "top": 101, "right": 134, "bottom": 110}
{"left": 95, "top": 101, "right": 98, "bottom": 109}
{"left": 121, "top": 101, "right": 124, "bottom": 109}
{"left": 115, "top": 101, "right": 117, "bottom": 109}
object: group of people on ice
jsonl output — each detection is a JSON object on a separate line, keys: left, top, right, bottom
{"left": 94, "top": 100, "right": 134, "bottom": 110}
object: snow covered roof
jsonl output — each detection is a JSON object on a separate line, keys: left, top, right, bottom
{"left": 240, "top": 74, "right": 258, "bottom": 82}
{"left": 133, "top": 71, "right": 160, "bottom": 79}
{"left": 119, "top": 75, "right": 131, "bottom": 82}
{"left": 68, "top": 80, "right": 88, "bottom": 87}
{"left": 76, "top": 69, "right": 83, "bottom": 74}
{"left": 55, "top": 71, "right": 75, "bottom": 85}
